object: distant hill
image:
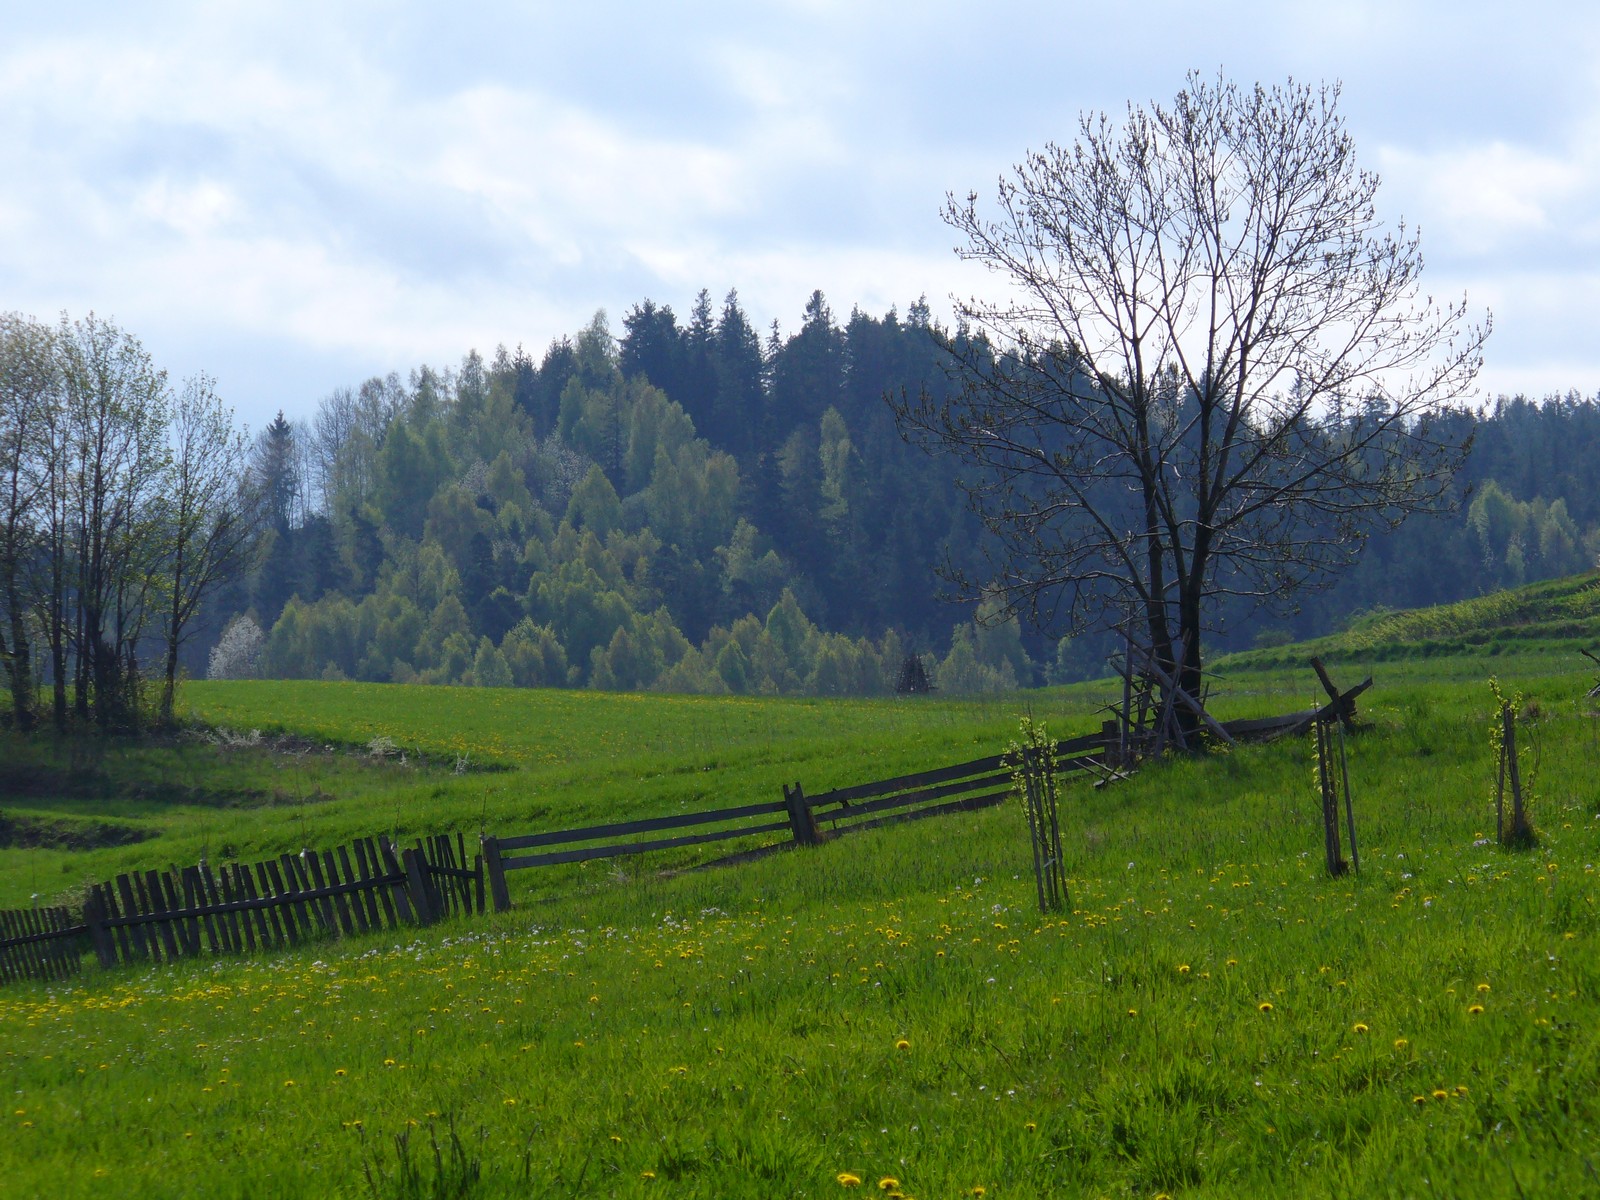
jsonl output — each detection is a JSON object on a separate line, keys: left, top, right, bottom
{"left": 1219, "top": 571, "right": 1600, "bottom": 669}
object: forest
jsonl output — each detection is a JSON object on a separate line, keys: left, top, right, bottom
{"left": 208, "top": 288, "right": 1600, "bottom": 696}
{"left": 5, "top": 291, "right": 1599, "bottom": 723}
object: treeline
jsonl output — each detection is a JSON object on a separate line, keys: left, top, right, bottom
{"left": 0, "top": 312, "right": 249, "bottom": 731}
{"left": 204, "top": 292, "right": 1600, "bottom": 695}
{"left": 1262, "top": 394, "right": 1600, "bottom": 645}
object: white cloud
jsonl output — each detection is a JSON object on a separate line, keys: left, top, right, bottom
{"left": 4, "top": 0, "right": 1600, "bottom": 433}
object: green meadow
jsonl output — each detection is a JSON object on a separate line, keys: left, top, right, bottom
{"left": 2, "top": 579, "right": 1599, "bottom": 1198}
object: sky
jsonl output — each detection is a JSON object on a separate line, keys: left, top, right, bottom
{"left": 2, "top": 0, "right": 1598, "bottom": 435}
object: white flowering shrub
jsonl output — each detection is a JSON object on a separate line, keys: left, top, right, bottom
{"left": 207, "top": 616, "right": 265, "bottom": 680}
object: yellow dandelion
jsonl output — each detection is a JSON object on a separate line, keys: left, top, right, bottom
{"left": 879, "top": 1178, "right": 900, "bottom": 1191}
{"left": 283, "top": 1080, "right": 296, "bottom": 1088}
{"left": 503, "top": 1098, "right": 517, "bottom": 1107}
{"left": 1467, "top": 1004, "right": 1485, "bottom": 1015}
{"left": 838, "top": 1172, "right": 863, "bottom": 1187}
{"left": 1177, "top": 964, "right": 1190, "bottom": 974}
{"left": 1258, "top": 1002, "right": 1274, "bottom": 1013}
{"left": 894, "top": 1038, "right": 911, "bottom": 1051}
{"left": 610, "top": 1135, "right": 623, "bottom": 1143}
{"left": 1394, "top": 1037, "right": 1409, "bottom": 1050}
{"left": 1353, "top": 1022, "right": 1369, "bottom": 1034}
{"left": 1024, "top": 1121, "right": 1038, "bottom": 1132}
{"left": 972, "top": 1188, "right": 987, "bottom": 1198}
{"left": 1476, "top": 983, "right": 1490, "bottom": 993}
{"left": 1413, "top": 1095, "right": 1428, "bottom": 1106}
{"left": 1455, "top": 1084, "right": 1469, "bottom": 1096}
{"left": 1127, "top": 1008, "right": 1138, "bottom": 1017}
{"left": 383, "top": 1058, "right": 396, "bottom": 1066}
{"left": 334, "top": 1068, "right": 347, "bottom": 1077}
{"left": 641, "top": 1170, "right": 656, "bottom": 1180}
{"left": 1432, "top": 1088, "right": 1449, "bottom": 1100}
{"left": 589, "top": 995, "right": 599, "bottom": 1003}
{"left": 1226, "top": 958, "right": 1239, "bottom": 967}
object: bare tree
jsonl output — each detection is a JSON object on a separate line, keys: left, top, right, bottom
{"left": 896, "top": 74, "right": 1488, "bottom": 731}
{"left": 0, "top": 313, "right": 60, "bottom": 729}
{"left": 156, "top": 373, "right": 255, "bottom": 725}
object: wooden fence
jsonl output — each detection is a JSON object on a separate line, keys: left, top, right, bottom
{"left": 481, "top": 729, "right": 1116, "bottom": 911}
{"left": 5, "top": 675, "right": 1373, "bottom": 983}
{"left": 0, "top": 905, "right": 83, "bottom": 985}
{"left": 0, "top": 833, "right": 483, "bottom": 985}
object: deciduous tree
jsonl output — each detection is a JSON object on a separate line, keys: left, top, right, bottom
{"left": 897, "top": 74, "right": 1488, "bottom": 729}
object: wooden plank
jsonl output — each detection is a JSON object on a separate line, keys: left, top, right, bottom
{"left": 23, "top": 910, "right": 50, "bottom": 981}
{"left": 482, "top": 837, "right": 512, "bottom": 913}
{"left": 1220, "top": 711, "right": 1318, "bottom": 737}
{"left": 401, "top": 848, "right": 436, "bottom": 925}
{"left": 502, "top": 818, "right": 793, "bottom": 870}
{"left": 200, "top": 863, "right": 238, "bottom": 955}
{"left": 295, "top": 852, "right": 334, "bottom": 935}
{"left": 183, "top": 866, "right": 222, "bottom": 956}
{"left": 106, "top": 882, "right": 138, "bottom": 963}
{"left": 1, "top": 911, "right": 27, "bottom": 981}
{"left": 219, "top": 868, "right": 253, "bottom": 954}
{"left": 159, "top": 870, "right": 197, "bottom": 957}
{"left": 281, "top": 854, "right": 323, "bottom": 935}
{"left": 378, "top": 837, "right": 416, "bottom": 926}
{"left": 101, "top": 881, "right": 128, "bottom": 962}
{"left": 357, "top": 839, "right": 397, "bottom": 929}
{"left": 316, "top": 850, "right": 350, "bottom": 933}
{"left": 494, "top": 798, "right": 790, "bottom": 854}
{"left": 5, "top": 910, "right": 38, "bottom": 981}
{"left": 834, "top": 786, "right": 1014, "bottom": 835}
{"left": 141, "top": 871, "right": 180, "bottom": 961}
{"left": 84, "top": 889, "right": 117, "bottom": 970}
{"left": 810, "top": 753, "right": 1011, "bottom": 807}
{"left": 425, "top": 836, "right": 451, "bottom": 918}
{"left": 242, "top": 864, "right": 275, "bottom": 950}
{"left": 119, "top": 873, "right": 153, "bottom": 961}
{"left": 336, "top": 846, "right": 371, "bottom": 935}
{"left": 0, "top": 914, "right": 16, "bottom": 985}
{"left": 818, "top": 770, "right": 1015, "bottom": 822}
{"left": 248, "top": 864, "right": 283, "bottom": 947}
{"left": 263, "top": 860, "right": 301, "bottom": 945}
{"left": 417, "top": 839, "right": 445, "bottom": 919}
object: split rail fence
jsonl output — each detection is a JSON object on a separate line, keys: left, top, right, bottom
{"left": 481, "top": 727, "right": 1118, "bottom": 912}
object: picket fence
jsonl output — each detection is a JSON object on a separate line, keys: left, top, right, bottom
{"left": 0, "top": 834, "right": 482, "bottom": 985}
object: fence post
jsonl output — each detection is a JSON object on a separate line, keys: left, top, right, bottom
{"left": 1099, "top": 719, "right": 1121, "bottom": 768}
{"left": 83, "top": 889, "right": 117, "bottom": 970}
{"left": 400, "top": 848, "right": 437, "bottom": 925}
{"left": 783, "top": 783, "right": 821, "bottom": 847}
{"left": 481, "top": 836, "right": 513, "bottom": 913}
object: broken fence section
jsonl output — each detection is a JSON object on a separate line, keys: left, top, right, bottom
{"left": 0, "top": 832, "right": 483, "bottom": 985}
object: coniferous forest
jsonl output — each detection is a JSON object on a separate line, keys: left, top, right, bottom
{"left": 189, "top": 286, "right": 1600, "bottom": 697}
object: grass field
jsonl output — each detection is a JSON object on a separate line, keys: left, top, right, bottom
{"left": 2, "top": 588, "right": 1599, "bottom": 1197}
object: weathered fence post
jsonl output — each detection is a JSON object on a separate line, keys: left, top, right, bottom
{"left": 400, "top": 847, "right": 437, "bottom": 925}
{"left": 1315, "top": 719, "right": 1349, "bottom": 877}
{"left": 783, "top": 783, "right": 821, "bottom": 847}
{"left": 1099, "top": 719, "right": 1121, "bottom": 769}
{"left": 481, "top": 835, "right": 512, "bottom": 913}
{"left": 1499, "top": 703, "right": 1534, "bottom": 845}
{"left": 83, "top": 889, "right": 117, "bottom": 970}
